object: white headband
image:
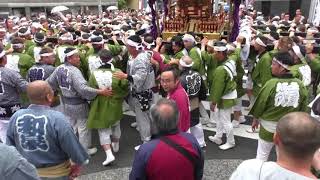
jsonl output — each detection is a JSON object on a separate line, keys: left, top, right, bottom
{"left": 0, "top": 50, "right": 5, "bottom": 59}
{"left": 59, "top": 34, "right": 73, "bottom": 41}
{"left": 214, "top": 46, "right": 227, "bottom": 52}
{"left": 255, "top": 37, "right": 267, "bottom": 47}
{"left": 65, "top": 49, "right": 78, "bottom": 57}
{"left": 307, "top": 28, "right": 318, "bottom": 34}
{"left": 273, "top": 57, "right": 289, "bottom": 69}
{"left": 12, "top": 43, "right": 24, "bottom": 48}
{"left": 264, "top": 34, "right": 276, "bottom": 42}
{"left": 179, "top": 58, "right": 194, "bottom": 67}
{"left": 182, "top": 34, "right": 195, "bottom": 43}
{"left": 292, "top": 45, "right": 304, "bottom": 60}
{"left": 34, "top": 37, "right": 46, "bottom": 43}
{"left": 126, "top": 39, "right": 143, "bottom": 50}
{"left": 143, "top": 41, "right": 155, "bottom": 49}
{"left": 40, "top": 52, "right": 54, "bottom": 57}
{"left": 91, "top": 40, "right": 104, "bottom": 45}
{"left": 226, "top": 44, "right": 236, "bottom": 51}
{"left": 303, "top": 39, "right": 316, "bottom": 44}
{"left": 18, "top": 29, "right": 31, "bottom": 36}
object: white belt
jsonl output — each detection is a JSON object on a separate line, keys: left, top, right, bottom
{"left": 260, "top": 119, "right": 277, "bottom": 133}
{"left": 222, "top": 89, "right": 237, "bottom": 99}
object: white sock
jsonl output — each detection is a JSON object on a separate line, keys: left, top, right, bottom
{"left": 105, "top": 149, "right": 113, "bottom": 158}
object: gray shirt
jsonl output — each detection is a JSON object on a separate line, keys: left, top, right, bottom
{"left": 47, "top": 62, "right": 97, "bottom": 103}
{"left": 0, "top": 66, "right": 28, "bottom": 106}
{"left": 27, "top": 63, "right": 56, "bottom": 82}
{"left": 127, "top": 52, "right": 155, "bottom": 93}
{"left": 0, "top": 143, "right": 40, "bottom": 180}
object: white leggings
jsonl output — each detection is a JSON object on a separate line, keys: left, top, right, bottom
{"left": 215, "top": 107, "right": 235, "bottom": 144}
{"left": 256, "top": 138, "right": 274, "bottom": 161}
{"left": 98, "top": 122, "right": 121, "bottom": 145}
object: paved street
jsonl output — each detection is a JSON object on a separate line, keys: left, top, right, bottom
{"left": 78, "top": 99, "right": 276, "bottom": 180}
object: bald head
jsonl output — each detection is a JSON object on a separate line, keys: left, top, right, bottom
{"left": 27, "top": 81, "right": 54, "bottom": 104}
{"left": 150, "top": 98, "right": 179, "bottom": 134}
{"left": 276, "top": 112, "right": 320, "bottom": 159}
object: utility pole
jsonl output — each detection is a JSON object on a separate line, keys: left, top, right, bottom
{"left": 98, "top": 0, "right": 102, "bottom": 18}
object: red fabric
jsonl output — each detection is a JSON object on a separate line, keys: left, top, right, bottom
{"left": 145, "top": 134, "right": 197, "bottom": 180}
{"left": 168, "top": 83, "right": 190, "bottom": 132}
{"left": 145, "top": 48, "right": 168, "bottom": 72}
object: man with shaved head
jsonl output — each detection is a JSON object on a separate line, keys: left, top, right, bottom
{"left": 6, "top": 80, "right": 89, "bottom": 180}
{"left": 231, "top": 112, "right": 320, "bottom": 179}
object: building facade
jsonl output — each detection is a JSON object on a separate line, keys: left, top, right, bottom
{"left": 0, "top": 0, "right": 117, "bottom": 17}
{"left": 254, "top": 0, "right": 310, "bottom": 18}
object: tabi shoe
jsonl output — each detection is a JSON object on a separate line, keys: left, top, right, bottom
{"left": 232, "top": 120, "right": 240, "bottom": 128}
{"left": 134, "top": 145, "right": 141, "bottom": 151}
{"left": 208, "top": 135, "right": 222, "bottom": 145}
{"left": 131, "top": 122, "right": 137, "bottom": 128}
{"left": 219, "top": 143, "right": 235, "bottom": 150}
{"left": 102, "top": 154, "right": 115, "bottom": 166}
{"left": 87, "top": 147, "right": 98, "bottom": 156}
{"left": 239, "top": 116, "right": 246, "bottom": 123}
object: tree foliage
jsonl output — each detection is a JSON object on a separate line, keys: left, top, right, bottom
{"left": 118, "top": 0, "right": 127, "bottom": 10}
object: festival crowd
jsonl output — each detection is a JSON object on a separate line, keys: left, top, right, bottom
{"left": 0, "top": 4, "right": 320, "bottom": 180}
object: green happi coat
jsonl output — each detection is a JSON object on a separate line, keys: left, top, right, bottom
{"left": 209, "top": 60, "right": 237, "bottom": 109}
{"left": 27, "top": 45, "right": 45, "bottom": 63}
{"left": 201, "top": 51, "right": 219, "bottom": 89}
{"left": 251, "top": 51, "right": 273, "bottom": 97}
{"left": 55, "top": 45, "right": 74, "bottom": 66}
{"left": 24, "top": 40, "right": 35, "bottom": 52}
{"left": 86, "top": 44, "right": 127, "bottom": 70}
{"left": 77, "top": 44, "right": 91, "bottom": 57}
{"left": 183, "top": 47, "right": 205, "bottom": 76}
{"left": 307, "top": 55, "right": 320, "bottom": 94}
{"left": 87, "top": 66, "right": 129, "bottom": 129}
{"left": 228, "top": 48, "right": 246, "bottom": 97}
{"left": 7, "top": 52, "right": 35, "bottom": 78}
{"left": 308, "top": 54, "right": 320, "bottom": 73}
{"left": 289, "top": 61, "right": 311, "bottom": 87}
{"left": 161, "top": 54, "right": 171, "bottom": 64}
{"left": 249, "top": 77, "right": 308, "bottom": 142}
{"left": 174, "top": 50, "right": 184, "bottom": 60}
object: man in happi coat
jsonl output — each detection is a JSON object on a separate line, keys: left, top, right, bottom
{"left": 249, "top": 52, "right": 308, "bottom": 161}
{"left": 87, "top": 49, "right": 128, "bottom": 166}
{"left": 208, "top": 41, "right": 237, "bottom": 151}
{"left": 179, "top": 56, "right": 207, "bottom": 147}
{"left": 0, "top": 48, "right": 27, "bottom": 143}
{"left": 226, "top": 39, "right": 246, "bottom": 128}
{"left": 6, "top": 81, "right": 89, "bottom": 180}
{"left": 6, "top": 37, "right": 35, "bottom": 79}
{"left": 47, "top": 47, "right": 110, "bottom": 155}
{"left": 27, "top": 32, "right": 47, "bottom": 64}
{"left": 114, "top": 35, "right": 155, "bottom": 150}
{"left": 27, "top": 47, "right": 56, "bottom": 82}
